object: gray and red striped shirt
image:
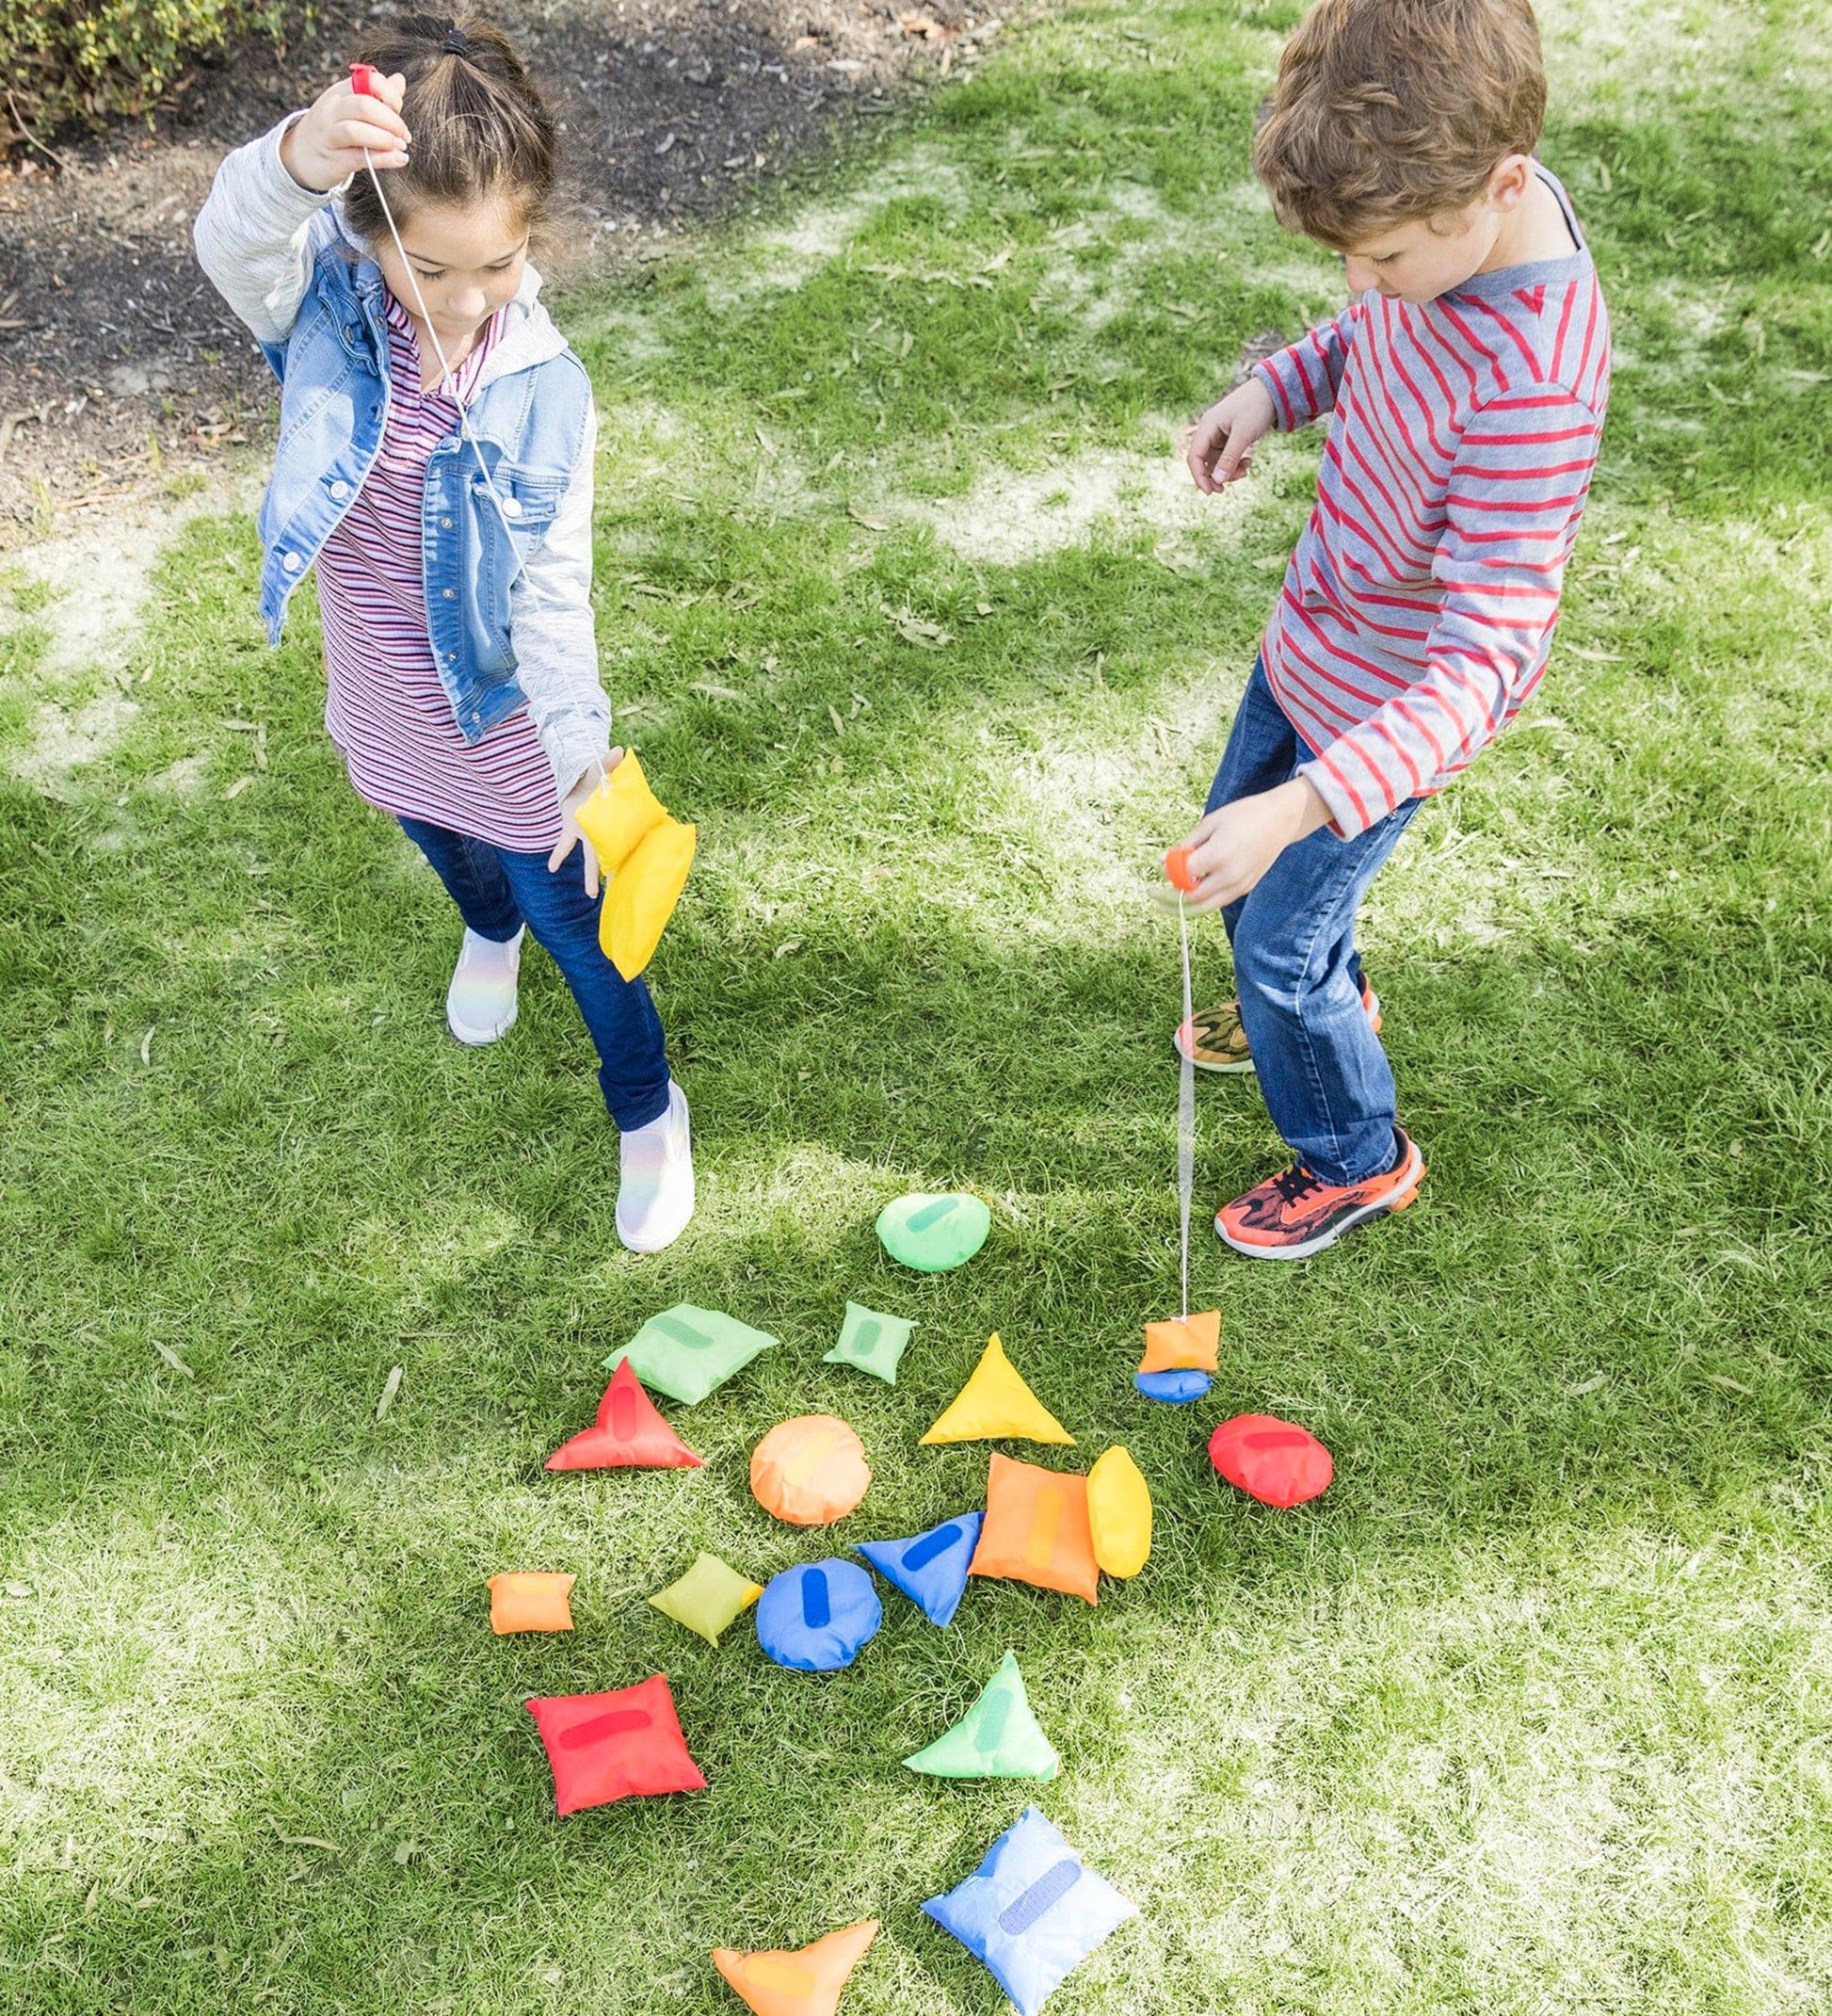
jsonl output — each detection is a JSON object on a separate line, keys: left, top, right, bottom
{"left": 318, "top": 292, "right": 562, "bottom": 852}
{"left": 1252, "top": 167, "right": 1610, "bottom": 838}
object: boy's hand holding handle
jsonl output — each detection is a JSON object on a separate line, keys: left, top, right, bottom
{"left": 279, "top": 71, "right": 411, "bottom": 192}
{"left": 551, "top": 750, "right": 627, "bottom": 897}
{"left": 1185, "top": 378, "right": 1278, "bottom": 493}
{"left": 1167, "top": 777, "right": 1332, "bottom": 911}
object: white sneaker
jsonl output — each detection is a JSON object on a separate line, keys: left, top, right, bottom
{"left": 616, "top": 1081, "right": 695, "bottom": 1253}
{"left": 446, "top": 927, "right": 523, "bottom": 1045}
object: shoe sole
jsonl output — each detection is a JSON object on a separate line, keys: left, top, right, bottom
{"left": 1173, "top": 992, "right": 1383, "bottom": 1076}
{"left": 616, "top": 1173, "right": 696, "bottom": 1253}
{"left": 448, "top": 1004, "right": 518, "bottom": 1046}
{"left": 1216, "top": 1143, "right": 1425, "bottom": 1262}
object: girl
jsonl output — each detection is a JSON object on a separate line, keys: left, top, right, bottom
{"left": 194, "top": 14, "right": 694, "bottom": 1252}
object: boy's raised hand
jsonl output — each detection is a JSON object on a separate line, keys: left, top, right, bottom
{"left": 280, "top": 72, "right": 410, "bottom": 194}
{"left": 1172, "top": 777, "right": 1332, "bottom": 910}
{"left": 1185, "top": 379, "right": 1278, "bottom": 494}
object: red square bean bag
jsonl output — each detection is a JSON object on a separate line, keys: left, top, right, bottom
{"left": 524, "top": 1673, "right": 707, "bottom": 1814}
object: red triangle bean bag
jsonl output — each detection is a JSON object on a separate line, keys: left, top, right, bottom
{"left": 525, "top": 1673, "right": 707, "bottom": 1814}
{"left": 1208, "top": 1413, "right": 1333, "bottom": 1508}
{"left": 545, "top": 1359, "right": 703, "bottom": 1471}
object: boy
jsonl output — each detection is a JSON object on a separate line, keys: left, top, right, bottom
{"left": 1172, "top": 0, "right": 1608, "bottom": 1260}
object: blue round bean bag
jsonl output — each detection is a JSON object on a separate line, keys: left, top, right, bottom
{"left": 755, "top": 1558, "right": 883, "bottom": 1671}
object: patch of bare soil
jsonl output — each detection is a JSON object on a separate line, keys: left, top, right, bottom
{"left": 0, "top": 0, "right": 1006, "bottom": 541}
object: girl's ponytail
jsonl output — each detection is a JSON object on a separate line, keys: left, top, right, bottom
{"left": 342, "top": 14, "right": 558, "bottom": 240}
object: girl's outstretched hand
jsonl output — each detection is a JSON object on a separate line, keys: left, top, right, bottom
{"left": 280, "top": 72, "right": 410, "bottom": 193}
{"left": 1173, "top": 776, "right": 1332, "bottom": 910}
{"left": 550, "top": 750, "right": 625, "bottom": 897}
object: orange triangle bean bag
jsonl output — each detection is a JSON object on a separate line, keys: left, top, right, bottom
{"left": 488, "top": 1572, "right": 576, "bottom": 1634}
{"left": 524, "top": 1673, "right": 707, "bottom": 1814}
{"left": 921, "top": 1335, "right": 1074, "bottom": 1446}
{"left": 1139, "top": 1309, "right": 1219, "bottom": 1374}
{"left": 545, "top": 1359, "right": 703, "bottom": 1472}
{"left": 969, "top": 1453, "right": 1098, "bottom": 1605}
{"left": 713, "top": 1920, "right": 879, "bottom": 2016}
{"left": 1208, "top": 1413, "right": 1333, "bottom": 1508}
{"left": 751, "top": 1415, "right": 872, "bottom": 1526}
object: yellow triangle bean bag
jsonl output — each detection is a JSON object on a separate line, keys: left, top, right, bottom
{"left": 574, "top": 751, "right": 697, "bottom": 981}
{"left": 1086, "top": 1446, "right": 1152, "bottom": 1577}
{"left": 713, "top": 1920, "right": 879, "bottom": 2016}
{"left": 920, "top": 1334, "right": 1074, "bottom": 1446}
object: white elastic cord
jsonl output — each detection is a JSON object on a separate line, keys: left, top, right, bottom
{"left": 359, "top": 146, "right": 527, "bottom": 573}
{"left": 1178, "top": 890, "right": 1194, "bottom": 1325}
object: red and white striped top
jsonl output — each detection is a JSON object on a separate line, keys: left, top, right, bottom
{"left": 1253, "top": 168, "right": 1610, "bottom": 838}
{"left": 318, "top": 292, "right": 562, "bottom": 852}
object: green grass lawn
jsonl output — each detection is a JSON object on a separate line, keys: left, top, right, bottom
{"left": 4, "top": 0, "right": 1832, "bottom": 2008}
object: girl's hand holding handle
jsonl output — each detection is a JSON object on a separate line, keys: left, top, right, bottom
{"left": 550, "top": 750, "right": 626, "bottom": 897}
{"left": 280, "top": 72, "right": 411, "bottom": 193}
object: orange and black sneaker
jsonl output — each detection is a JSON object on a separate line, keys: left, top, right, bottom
{"left": 1175, "top": 974, "right": 1382, "bottom": 1075}
{"left": 1215, "top": 1125, "right": 1424, "bottom": 1261}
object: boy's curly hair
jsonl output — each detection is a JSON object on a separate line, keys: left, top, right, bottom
{"left": 342, "top": 13, "right": 558, "bottom": 240}
{"left": 1254, "top": 0, "right": 1548, "bottom": 249}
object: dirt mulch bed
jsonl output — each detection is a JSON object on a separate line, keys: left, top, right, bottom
{"left": 0, "top": 0, "right": 1006, "bottom": 541}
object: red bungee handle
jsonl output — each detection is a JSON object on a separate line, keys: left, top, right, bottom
{"left": 350, "top": 62, "right": 382, "bottom": 97}
{"left": 1165, "top": 846, "right": 1197, "bottom": 894}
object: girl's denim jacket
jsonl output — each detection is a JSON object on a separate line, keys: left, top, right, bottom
{"left": 193, "top": 116, "right": 611, "bottom": 802}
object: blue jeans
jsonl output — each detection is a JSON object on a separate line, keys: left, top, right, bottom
{"left": 1205, "top": 660, "right": 1421, "bottom": 1186}
{"left": 399, "top": 817, "right": 671, "bottom": 1133}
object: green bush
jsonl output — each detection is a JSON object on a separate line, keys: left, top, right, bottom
{"left": 0, "top": 0, "right": 303, "bottom": 134}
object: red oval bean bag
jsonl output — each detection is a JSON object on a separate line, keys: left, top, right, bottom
{"left": 524, "top": 1673, "right": 707, "bottom": 1814}
{"left": 545, "top": 1358, "right": 703, "bottom": 1471}
{"left": 1208, "top": 1413, "right": 1333, "bottom": 1508}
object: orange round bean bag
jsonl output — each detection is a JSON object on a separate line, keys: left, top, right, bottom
{"left": 968, "top": 1453, "right": 1099, "bottom": 1605}
{"left": 750, "top": 1415, "right": 871, "bottom": 1526}
{"left": 1208, "top": 1413, "right": 1333, "bottom": 1508}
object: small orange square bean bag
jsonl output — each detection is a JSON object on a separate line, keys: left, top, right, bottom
{"left": 525, "top": 1673, "right": 707, "bottom": 1814}
{"left": 488, "top": 1572, "right": 575, "bottom": 1634}
{"left": 1139, "top": 1309, "right": 1219, "bottom": 1374}
{"left": 1208, "top": 1413, "right": 1333, "bottom": 1508}
{"left": 969, "top": 1454, "right": 1099, "bottom": 1605}
{"left": 713, "top": 1920, "right": 879, "bottom": 2016}
{"left": 750, "top": 1415, "right": 872, "bottom": 1526}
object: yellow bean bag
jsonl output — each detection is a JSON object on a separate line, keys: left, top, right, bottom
{"left": 920, "top": 1334, "right": 1074, "bottom": 1447}
{"left": 1086, "top": 1446, "right": 1152, "bottom": 1577}
{"left": 487, "top": 1572, "right": 575, "bottom": 1635}
{"left": 969, "top": 1454, "right": 1098, "bottom": 1604}
{"left": 574, "top": 751, "right": 697, "bottom": 981}
{"left": 713, "top": 1920, "right": 879, "bottom": 2016}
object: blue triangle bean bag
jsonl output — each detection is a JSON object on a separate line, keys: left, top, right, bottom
{"left": 923, "top": 1806, "right": 1136, "bottom": 2016}
{"left": 755, "top": 1558, "right": 883, "bottom": 1672}
{"left": 857, "top": 1511, "right": 983, "bottom": 1628}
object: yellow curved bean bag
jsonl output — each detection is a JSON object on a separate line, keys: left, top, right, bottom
{"left": 920, "top": 1334, "right": 1074, "bottom": 1446}
{"left": 713, "top": 1920, "right": 879, "bottom": 2016}
{"left": 574, "top": 751, "right": 697, "bottom": 981}
{"left": 1086, "top": 1446, "right": 1152, "bottom": 1577}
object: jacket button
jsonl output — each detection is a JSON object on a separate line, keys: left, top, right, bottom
{"left": 501, "top": 496, "right": 522, "bottom": 519}
{"left": 281, "top": 553, "right": 302, "bottom": 573}
{"left": 441, "top": 516, "right": 453, "bottom": 529}
{"left": 329, "top": 480, "right": 350, "bottom": 501}
{"left": 442, "top": 588, "right": 456, "bottom": 599}
{"left": 345, "top": 325, "right": 356, "bottom": 341}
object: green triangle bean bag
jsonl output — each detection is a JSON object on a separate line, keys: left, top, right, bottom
{"left": 603, "top": 1305, "right": 779, "bottom": 1405}
{"left": 904, "top": 1651, "right": 1060, "bottom": 1781}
